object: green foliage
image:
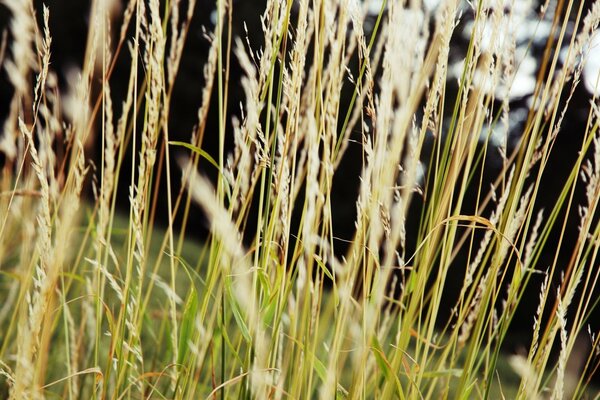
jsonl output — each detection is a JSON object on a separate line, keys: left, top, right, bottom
{"left": 1, "top": 0, "right": 599, "bottom": 399}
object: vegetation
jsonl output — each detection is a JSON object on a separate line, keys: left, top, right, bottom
{"left": 1, "top": 0, "right": 600, "bottom": 398}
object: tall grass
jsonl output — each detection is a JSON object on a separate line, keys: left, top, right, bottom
{"left": 1, "top": 0, "right": 600, "bottom": 398}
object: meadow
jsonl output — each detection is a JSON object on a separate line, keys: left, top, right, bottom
{"left": 1, "top": 0, "right": 600, "bottom": 398}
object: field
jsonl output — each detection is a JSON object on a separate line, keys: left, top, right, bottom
{"left": 1, "top": 0, "right": 600, "bottom": 398}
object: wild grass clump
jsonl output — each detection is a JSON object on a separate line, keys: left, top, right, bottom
{"left": 1, "top": 0, "right": 600, "bottom": 398}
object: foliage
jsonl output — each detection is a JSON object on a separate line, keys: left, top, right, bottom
{"left": 1, "top": 0, "right": 600, "bottom": 399}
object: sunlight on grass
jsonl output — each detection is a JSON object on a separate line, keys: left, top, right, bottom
{"left": 1, "top": 0, "right": 600, "bottom": 399}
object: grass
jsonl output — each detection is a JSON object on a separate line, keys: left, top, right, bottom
{"left": 1, "top": 0, "right": 600, "bottom": 398}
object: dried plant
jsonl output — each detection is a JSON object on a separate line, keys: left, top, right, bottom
{"left": 1, "top": 0, "right": 600, "bottom": 399}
